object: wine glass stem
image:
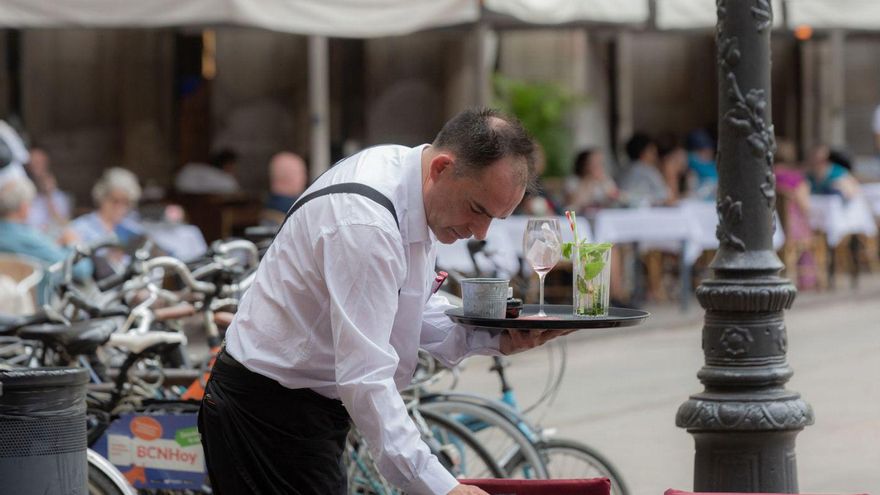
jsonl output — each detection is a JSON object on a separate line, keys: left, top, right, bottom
{"left": 538, "top": 272, "right": 547, "bottom": 317}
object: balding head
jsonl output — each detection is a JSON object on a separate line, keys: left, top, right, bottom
{"left": 269, "top": 152, "right": 307, "bottom": 196}
{"left": 431, "top": 108, "right": 536, "bottom": 194}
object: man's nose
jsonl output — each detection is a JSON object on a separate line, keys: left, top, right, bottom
{"left": 471, "top": 217, "right": 491, "bottom": 240}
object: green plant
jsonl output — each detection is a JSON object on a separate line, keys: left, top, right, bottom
{"left": 492, "top": 74, "right": 578, "bottom": 177}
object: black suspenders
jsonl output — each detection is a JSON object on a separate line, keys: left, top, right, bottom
{"left": 274, "top": 183, "right": 399, "bottom": 243}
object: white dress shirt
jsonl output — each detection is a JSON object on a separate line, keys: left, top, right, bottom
{"left": 225, "top": 144, "right": 501, "bottom": 495}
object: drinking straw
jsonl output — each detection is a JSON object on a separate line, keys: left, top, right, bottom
{"left": 565, "top": 210, "right": 580, "bottom": 247}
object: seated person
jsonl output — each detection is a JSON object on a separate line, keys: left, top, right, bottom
{"left": 25, "top": 146, "right": 73, "bottom": 239}
{"left": 71, "top": 167, "right": 144, "bottom": 277}
{"left": 262, "top": 151, "right": 308, "bottom": 225}
{"left": 620, "top": 133, "right": 673, "bottom": 206}
{"left": 566, "top": 148, "right": 620, "bottom": 214}
{"left": 0, "top": 176, "right": 92, "bottom": 302}
{"left": 806, "top": 144, "right": 860, "bottom": 199}
{"left": 774, "top": 139, "right": 817, "bottom": 289}
{"left": 685, "top": 129, "right": 718, "bottom": 200}
{"left": 175, "top": 148, "right": 241, "bottom": 194}
{"left": 657, "top": 134, "right": 688, "bottom": 203}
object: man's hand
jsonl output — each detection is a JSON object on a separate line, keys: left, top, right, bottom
{"left": 448, "top": 484, "right": 490, "bottom": 495}
{"left": 500, "top": 328, "right": 573, "bottom": 355}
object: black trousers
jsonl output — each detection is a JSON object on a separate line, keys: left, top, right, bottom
{"left": 198, "top": 350, "right": 351, "bottom": 495}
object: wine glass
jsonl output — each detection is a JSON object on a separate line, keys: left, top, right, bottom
{"left": 523, "top": 217, "right": 562, "bottom": 317}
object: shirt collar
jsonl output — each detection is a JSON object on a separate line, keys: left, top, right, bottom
{"left": 402, "top": 144, "right": 431, "bottom": 244}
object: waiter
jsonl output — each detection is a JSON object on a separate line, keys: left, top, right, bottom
{"left": 198, "top": 108, "right": 568, "bottom": 495}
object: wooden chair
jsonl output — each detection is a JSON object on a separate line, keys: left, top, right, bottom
{"left": 0, "top": 253, "right": 43, "bottom": 315}
{"left": 462, "top": 478, "right": 611, "bottom": 495}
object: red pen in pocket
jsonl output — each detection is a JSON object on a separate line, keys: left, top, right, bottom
{"left": 431, "top": 271, "right": 449, "bottom": 294}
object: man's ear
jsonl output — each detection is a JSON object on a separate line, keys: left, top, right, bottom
{"left": 428, "top": 153, "right": 455, "bottom": 181}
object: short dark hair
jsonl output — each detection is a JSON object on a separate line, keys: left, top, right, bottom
{"left": 573, "top": 149, "right": 596, "bottom": 178}
{"left": 655, "top": 132, "right": 682, "bottom": 160}
{"left": 210, "top": 149, "right": 238, "bottom": 170}
{"left": 828, "top": 148, "right": 853, "bottom": 171}
{"left": 625, "top": 132, "right": 654, "bottom": 162}
{"left": 432, "top": 108, "right": 537, "bottom": 193}
{"left": 686, "top": 129, "right": 714, "bottom": 152}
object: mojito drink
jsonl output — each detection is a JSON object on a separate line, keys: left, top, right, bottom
{"left": 563, "top": 242, "right": 612, "bottom": 317}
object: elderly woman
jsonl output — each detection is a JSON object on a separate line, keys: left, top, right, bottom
{"left": 71, "top": 167, "right": 144, "bottom": 277}
{"left": 71, "top": 167, "right": 144, "bottom": 245}
{"left": 0, "top": 176, "right": 92, "bottom": 301}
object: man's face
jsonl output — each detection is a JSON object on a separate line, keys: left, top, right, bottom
{"left": 424, "top": 153, "right": 526, "bottom": 244}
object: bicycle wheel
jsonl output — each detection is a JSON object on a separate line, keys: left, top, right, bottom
{"left": 418, "top": 409, "right": 506, "bottom": 479}
{"left": 510, "top": 438, "right": 630, "bottom": 495}
{"left": 419, "top": 399, "right": 548, "bottom": 479}
{"left": 87, "top": 449, "right": 134, "bottom": 495}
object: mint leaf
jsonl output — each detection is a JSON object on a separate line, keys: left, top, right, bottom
{"left": 561, "top": 242, "right": 574, "bottom": 259}
{"left": 582, "top": 261, "right": 605, "bottom": 280}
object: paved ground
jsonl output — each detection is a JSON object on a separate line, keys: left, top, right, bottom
{"left": 448, "top": 274, "right": 880, "bottom": 494}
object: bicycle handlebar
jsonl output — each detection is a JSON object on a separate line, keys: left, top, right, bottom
{"left": 140, "top": 257, "right": 217, "bottom": 295}
{"left": 210, "top": 239, "right": 260, "bottom": 269}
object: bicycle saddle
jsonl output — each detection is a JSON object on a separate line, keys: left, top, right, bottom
{"left": 107, "top": 331, "right": 186, "bottom": 354}
{"left": 0, "top": 311, "right": 50, "bottom": 335}
{"left": 0, "top": 314, "right": 20, "bottom": 335}
{"left": 17, "top": 318, "right": 118, "bottom": 356}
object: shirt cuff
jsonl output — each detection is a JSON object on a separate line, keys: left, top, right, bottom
{"left": 399, "top": 456, "right": 459, "bottom": 495}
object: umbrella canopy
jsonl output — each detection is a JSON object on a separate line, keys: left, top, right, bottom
{"left": 0, "top": 0, "right": 478, "bottom": 38}
{"left": 482, "top": 0, "right": 649, "bottom": 25}
{"left": 2, "top": 0, "right": 879, "bottom": 34}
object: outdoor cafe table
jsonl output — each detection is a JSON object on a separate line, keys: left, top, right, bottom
{"left": 591, "top": 201, "right": 784, "bottom": 309}
{"left": 592, "top": 205, "right": 699, "bottom": 309}
{"left": 677, "top": 199, "right": 785, "bottom": 253}
{"left": 808, "top": 194, "right": 877, "bottom": 248}
{"left": 807, "top": 193, "right": 878, "bottom": 286}
{"left": 860, "top": 182, "right": 880, "bottom": 219}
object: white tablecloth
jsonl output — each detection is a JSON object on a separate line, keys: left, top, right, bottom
{"left": 860, "top": 182, "right": 880, "bottom": 218}
{"left": 592, "top": 205, "right": 703, "bottom": 264}
{"left": 592, "top": 200, "right": 785, "bottom": 265}
{"left": 808, "top": 194, "right": 878, "bottom": 247}
{"left": 678, "top": 199, "right": 785, "bottom": 253}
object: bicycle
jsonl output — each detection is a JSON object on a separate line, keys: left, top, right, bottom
{"left": 434, "top": 238, "right": 631, "bottom": 494}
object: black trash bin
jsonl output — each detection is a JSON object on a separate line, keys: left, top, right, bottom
{"left": 0, "top": 367, "right": 89, "bottom": 495}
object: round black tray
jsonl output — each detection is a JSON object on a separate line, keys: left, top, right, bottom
{"left": 445, "top": 304, "right": 649, "bottom": 330}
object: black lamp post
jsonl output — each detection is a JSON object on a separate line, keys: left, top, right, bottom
{"left": 675, "top": 1, "right": 814, "bottom": 492}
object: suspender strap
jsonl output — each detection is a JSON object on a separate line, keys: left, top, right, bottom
{"left": 278, "top": 182, "right": 399, "bottom": 236}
